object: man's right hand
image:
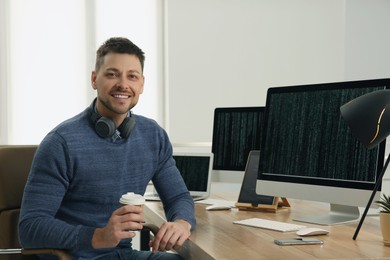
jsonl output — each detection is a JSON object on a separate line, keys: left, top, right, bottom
{"left": 92, "top": 205, "right": 144, "bottom": 248}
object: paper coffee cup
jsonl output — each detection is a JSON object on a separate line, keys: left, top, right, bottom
{"left": 119, "top": 192, "right": 145, "bottom": 207}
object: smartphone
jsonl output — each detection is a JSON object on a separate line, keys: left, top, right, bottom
{"left": 274, "top": 238, "right": 324, "bottom": 246}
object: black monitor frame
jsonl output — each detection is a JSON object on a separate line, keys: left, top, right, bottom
{"left": 211, "top": 107, "right": 265, "bottom": 171}
{"left": 258, "top": 78, "right": 390, "bottom": 191}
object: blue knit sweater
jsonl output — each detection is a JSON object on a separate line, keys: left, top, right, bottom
{"left": 19, "top": 107, "right": 196, "bottom": 259}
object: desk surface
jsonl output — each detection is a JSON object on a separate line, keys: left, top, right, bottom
{"left": 144, "top": 183, "right": 390, "bottom": 260}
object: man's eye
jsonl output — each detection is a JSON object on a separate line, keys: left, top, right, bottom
{"left": 106, "top": 72, "right": 117, "bottom": 78}
{"left": 128, "top": 74, "right": 139, "bottom": 80}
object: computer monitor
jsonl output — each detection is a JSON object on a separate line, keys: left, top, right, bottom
{"left": 256, "top": 78, "right": 390, "bottom": 225}
{"left": 211, "top": 107, "right": 265, "bottom": 182}
{"left": 145, "top": 152, "right": 213, "bottom": 201}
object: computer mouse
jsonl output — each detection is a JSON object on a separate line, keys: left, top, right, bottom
{"left": 296, "top": 227, "right": 329, "bottom": 236}
{"left": 205, "top": 205, "right": 232, "bottom": 211}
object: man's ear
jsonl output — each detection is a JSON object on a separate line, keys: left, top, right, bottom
{"left": 91, "top": 71, "right": 97, "bottom": 89}
{"left": 140, "top": 75, "right": 145, "bottom": 94}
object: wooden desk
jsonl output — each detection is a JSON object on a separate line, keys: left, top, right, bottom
{"left": 144, "top": 185, "right": 390, "bottom": 259}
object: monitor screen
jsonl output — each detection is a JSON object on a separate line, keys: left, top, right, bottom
{"left": 212, "top": 107, "right": 265, "bottom": 171}
{"left": 256, "top": 78, "right": 390, "bottom": 225}
{"left": 145, "top": 152, "right": 213, "bottom": 201}
{"left": 173, "top": 154, "right": 211, "bottom": 193}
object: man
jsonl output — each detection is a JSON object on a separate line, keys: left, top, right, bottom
{"left": 19, "top": 37, "right": 195, "bottom": 259}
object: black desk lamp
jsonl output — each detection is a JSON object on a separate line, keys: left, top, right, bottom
{"left": 340, "top": 89, "right": 390, "bottom": 240}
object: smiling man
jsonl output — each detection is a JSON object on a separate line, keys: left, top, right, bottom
{"left": 19, "top": 37, "right": 195, "bottom": 260}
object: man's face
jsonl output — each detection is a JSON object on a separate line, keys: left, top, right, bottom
{"left": 91, "top": 53, "right": 144, "bottom": 123}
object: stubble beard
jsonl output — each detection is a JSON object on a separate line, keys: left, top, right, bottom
{"left": 98, "top": 96, "right": 136, "bottom": 117}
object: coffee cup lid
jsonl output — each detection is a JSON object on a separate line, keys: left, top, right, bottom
{"left": 119, "top": 192, "right": 145, "bottom": 205}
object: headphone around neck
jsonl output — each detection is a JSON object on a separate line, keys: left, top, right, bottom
{"left": 88, "top": 99, "right": 136, "bottom": 139}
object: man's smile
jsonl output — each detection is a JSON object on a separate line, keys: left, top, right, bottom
{"left": 112, "top": 94, "right": 131, "bottom": 99}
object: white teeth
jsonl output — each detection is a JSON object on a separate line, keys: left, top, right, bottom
{"left": 113, "top": 95, "right": 128, "bottom": 99}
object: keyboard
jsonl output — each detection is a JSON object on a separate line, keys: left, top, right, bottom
{"left": 233, "top": 218, "right": 306, "bottom": 232}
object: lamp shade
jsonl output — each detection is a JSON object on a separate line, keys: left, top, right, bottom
{"left": 340, "top": 89, "right": 390, "bottom": 149}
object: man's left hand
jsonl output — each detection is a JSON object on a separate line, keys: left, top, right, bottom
{"left": 149, "top": 219, "right": 191, "bottom": 253}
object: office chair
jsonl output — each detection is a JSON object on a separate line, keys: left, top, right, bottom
{"left": 0, "top": 145, "right": 159, "bottom": 259}
{"left": 0, "top": 145, "right": 71, "bottom": 259}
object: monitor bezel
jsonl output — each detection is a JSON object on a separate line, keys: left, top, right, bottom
{"left": 258, "top": 78, "right": 390, "bottom": 191}
{"left": 172, "top": 152, "right": 214, "bottom": 197}
{"left": 211, "top": 106, "right": 265, "bottom": 171}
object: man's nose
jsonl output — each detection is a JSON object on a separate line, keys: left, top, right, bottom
{"left": 116, "top": 75, "right": 129, "bottom": 89}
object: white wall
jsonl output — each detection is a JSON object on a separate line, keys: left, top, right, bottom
{"left": 94, "top": 0, "right": 164, "bottom": 123}
{"left": 165, "top": 0, "right": 390, "bottom": 144}
{"left": 344, "top": 0, "right": 390, "bottom": 79}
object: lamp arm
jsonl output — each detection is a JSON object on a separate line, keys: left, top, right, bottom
{"left": 353, "top": 152, "right": 390, "bottom": 240}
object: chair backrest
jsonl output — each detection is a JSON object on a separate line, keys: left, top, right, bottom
{"left": 0, "top": 145, "right": 38, "bottom": 249}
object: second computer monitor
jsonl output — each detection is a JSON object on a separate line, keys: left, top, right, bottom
{"left": 211, "top": 107, "right": 265, "bottom": 172}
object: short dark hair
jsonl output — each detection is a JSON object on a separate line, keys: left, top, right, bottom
{"left": 95, "top": 37, "right": 145, "bottom": 72}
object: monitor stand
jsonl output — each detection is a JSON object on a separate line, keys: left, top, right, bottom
{"left": 293, "top": 204, "right": 360, "bottom": 225}
{"left": 236, "top": 197, "right": 290, "bottom": 213}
